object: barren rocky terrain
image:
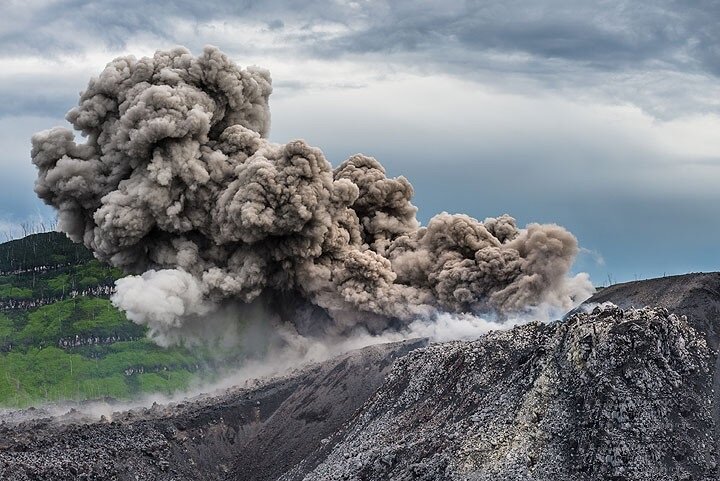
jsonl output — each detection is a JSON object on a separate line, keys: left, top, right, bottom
{"left": 1, "top": 273, "right": 719, "bottom": 480}
{"left": 585, "top": 272, "right": 720, "bottom": 349}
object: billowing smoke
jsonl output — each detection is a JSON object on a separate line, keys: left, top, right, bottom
{"left": 31, "top": 46, "right": 592, "bottom": 341}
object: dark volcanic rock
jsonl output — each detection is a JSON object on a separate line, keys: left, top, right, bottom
{"left": 288, "top": 306, "right": 715, "bottom": 480}
{"left": 585, "top": 272, "right": 720, "bottom": 349}
{"left": 231, "top": 339, "right": 422, "bottom": 481}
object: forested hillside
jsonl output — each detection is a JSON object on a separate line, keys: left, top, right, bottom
{"left": 0, "top": 232, "right": 222, "bottom": 407}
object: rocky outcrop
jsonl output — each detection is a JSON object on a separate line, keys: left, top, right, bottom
{"left": 288, "top": 305, "right": 715, "bottom": 481}
{"left": 584, "top": 272, "right": 720, "bottom": 349}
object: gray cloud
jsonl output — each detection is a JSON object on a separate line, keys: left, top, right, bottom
{"left": 4, "top": 1, "right": 716, "bottom": 73}
{"left": 4, "top": 1, "right": 719, "bottom": 117}
{"left": 31, "top": 46, "right": 592, "bottom": 340}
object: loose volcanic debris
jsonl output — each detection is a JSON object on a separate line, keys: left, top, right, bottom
{"left": 31, "top": 46, "right": 592, "bottom": 342}
{"left": 0, "top": 305, "right": 714, "bottom": 481}
{"left": 0, "top": 340, "right": 426, "bottom": 481}
{"left": 285, "top": 305, "right": 715, "bottom": 481}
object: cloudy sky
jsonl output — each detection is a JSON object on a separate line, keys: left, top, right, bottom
{"left": 1, "top": 0, "right": 719, "bottom": 284}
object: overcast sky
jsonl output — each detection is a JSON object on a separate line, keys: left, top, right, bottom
{"left": 1, "top": 0, "right": 719, "bottom": 284}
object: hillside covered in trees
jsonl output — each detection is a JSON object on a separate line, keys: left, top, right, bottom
{"left": 0, "top": 232, "right": 230, "bottom": 407}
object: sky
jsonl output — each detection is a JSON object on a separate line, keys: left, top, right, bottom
{"left": 1, "top": 0, "right": 719, "bottom": 285}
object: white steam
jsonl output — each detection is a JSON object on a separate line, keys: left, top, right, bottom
{"left": 113, "top": 269, "right": 212, "bottom": 346}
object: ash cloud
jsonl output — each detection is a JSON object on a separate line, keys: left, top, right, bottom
{"left": 31, "top": 46, "right": 592, "bottom": 340}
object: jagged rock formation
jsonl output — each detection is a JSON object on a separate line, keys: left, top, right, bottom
{"left": 0, "top": 273, "right": 718, "bottom": 480}
{"left": 288, "top": 305, "right": 714, "bottom": 480}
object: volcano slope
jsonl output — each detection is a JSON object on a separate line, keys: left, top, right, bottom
{"left": 0, "top": 339, "right": 427, "bottom": 481}
{"left": 0, "top": 273, "right": 718, "bottom": 481}
{"left": 586, "top": 272, "right": 720, "bottom": 349}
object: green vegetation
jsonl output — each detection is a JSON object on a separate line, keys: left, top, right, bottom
{"left": 0, "top": 232, "right": 93, "bottom": 273}
{"left": 0, "top": 284, "right": 32, "bottom": 299}
{"left": 0, "top": 258, "right": 124, "bottom": 300}
{"left": 0, "top": 342, "right": 202, "bottom": 406}
{"left": 1, "top": 297, "right": 146, "bottom": 351}
{"left": 0, "top": 232, "right": 226, "bottom": 408}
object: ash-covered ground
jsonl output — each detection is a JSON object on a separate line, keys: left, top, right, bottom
{"left": 1, "top": 272, "right": 719, "bottom": 481}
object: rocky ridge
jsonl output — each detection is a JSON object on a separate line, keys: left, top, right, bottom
{"left": 290, "top": 305, "right": 714, "bottom": 480}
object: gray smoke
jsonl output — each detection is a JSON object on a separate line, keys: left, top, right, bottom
{"left": 31, "top": 46, "right": 592, "bottom": 339}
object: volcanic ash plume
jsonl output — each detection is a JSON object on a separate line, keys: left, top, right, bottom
{"left": 31, "top": 46, "right": 592, "bottom": 339}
